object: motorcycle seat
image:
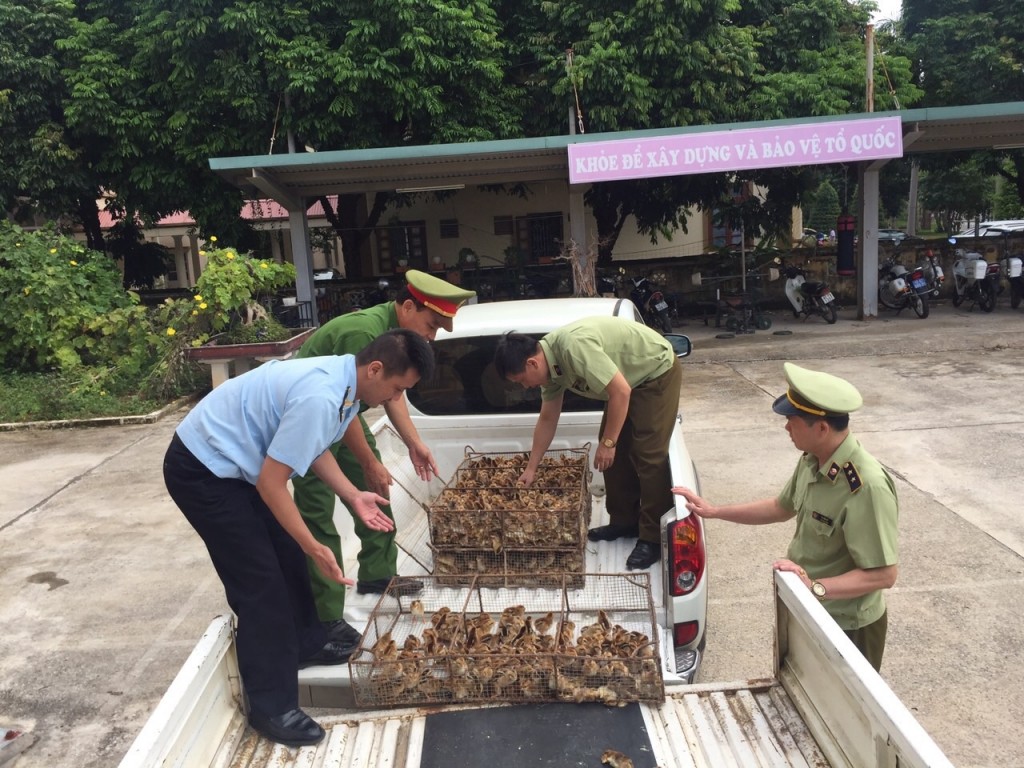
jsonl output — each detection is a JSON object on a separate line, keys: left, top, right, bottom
{"left": 801, "top": 281, "right": 827, "bottom": 293}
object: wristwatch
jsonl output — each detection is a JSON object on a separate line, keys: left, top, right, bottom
{"left": 601, "top": 437, "right": 617, "bottom": 448}
{"left": 811, "top": 580, "right": 827, "bottom": 599}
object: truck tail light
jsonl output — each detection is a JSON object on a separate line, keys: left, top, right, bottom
{"left": 668, "top": 515, "right": 705, "bottom": 596}
{"left": 674, "top": 620, "right": 699, "bottom": 646}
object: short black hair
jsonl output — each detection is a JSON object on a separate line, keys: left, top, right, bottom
{"left": 795, "top": 412, "right": 850, "bottom": 431}
{"left": 492, "top": 331, "right": 540, "bottom": 379}
{"left": 394, "top": 285, "right": 420, "bottom": 306}
{"left": 357, "top": 328, "right": 435, "bottom": 381}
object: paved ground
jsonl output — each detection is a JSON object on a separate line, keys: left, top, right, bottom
{"left": 2, "top": 299, "right": 1024, "bottom": 767}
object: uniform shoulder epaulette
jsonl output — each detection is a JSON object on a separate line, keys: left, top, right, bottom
{"left": 843, "top": 461, "right": 861, "bottom": 492}
{"left": 826, "top": 461, "right": 841, "bottom": 482}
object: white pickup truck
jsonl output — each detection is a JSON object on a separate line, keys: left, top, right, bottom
{"left": 118, "top": 298, "right": 953, "bottom": 768}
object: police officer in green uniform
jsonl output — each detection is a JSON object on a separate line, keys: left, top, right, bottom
{"left": 493, "top": 316, "right": 683, "bottom": 571}
{"left": 674, "top": 362, "right": 899, "bottom": 671}
{"left": 292, "top": 270, "right": 475, "bottom": 645}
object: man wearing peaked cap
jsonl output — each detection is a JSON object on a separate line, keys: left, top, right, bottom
{"left": 292, "top": 270, "right": 475, "bottom": 645}
{"left": 673, "top": 362, "right": 899, "bottom": 672}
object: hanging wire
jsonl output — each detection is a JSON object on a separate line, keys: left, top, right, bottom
{"left": 874, "top": 39, "right": 901, "bottom": 110}
{"left": 566, "top": 48, "right": 586, "bottom": 134}
{"left": 268, "top": 95, "right": 283, "bottom": 154}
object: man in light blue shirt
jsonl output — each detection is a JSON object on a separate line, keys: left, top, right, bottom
{"left": 163, "top": 329, "right": 433, "bottom": 748}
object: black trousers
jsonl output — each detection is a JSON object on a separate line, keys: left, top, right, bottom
{"left": 163, "top": 434, "right": 327, "bottom": 717}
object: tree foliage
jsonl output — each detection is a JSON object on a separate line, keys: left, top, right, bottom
{"left": 904, "top": 0, "right": 1024, "bottom": 211}
{"left": 3, "top": 0, "right": 931, "bottom": 269}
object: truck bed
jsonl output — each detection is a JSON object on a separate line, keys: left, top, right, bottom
{"left": 296, "top": 422, "right": 687, "bottom": 706}
{"left": 131, "top": 609, "right": 827, "bottom": 768}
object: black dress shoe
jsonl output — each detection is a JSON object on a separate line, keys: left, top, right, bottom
{"left": 626, "top": 539, "right": 660, "bottom": 570}
{"left": 299, "top": 638, "right": 358, "bottom": 668}
{"left": 587, "top": 523, "right": 640, "bottom": 542}
{"left": 248, "top": 707, "right": 325, "bottom": 747}
{"left": 356, "top": 576, "right": 424, "bottom": 596}
{"left": 323, "top": 618, "right": 361, "bottom": 646}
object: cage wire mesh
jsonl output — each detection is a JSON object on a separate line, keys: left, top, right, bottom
{"left": 349, "top": 573, "right": 663, "bottom": 709}
{"left": 427, "top": 447, "right": 591, "bottom": 586}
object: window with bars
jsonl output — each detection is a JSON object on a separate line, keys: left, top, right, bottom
{"left": 440, "top": 219, "right": 459, "bottom": 239}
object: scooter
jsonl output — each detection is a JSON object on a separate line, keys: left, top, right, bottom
{"left": 627, "top": 272, "right": 673, "bottom": 333}
{"left": 772, "top": 258, "right": 838, "bottom": 324}
{"left": 950, "top": 238, "right": 998, "bottom": 312}
{"left": 1002, "top": 252, "right": 1024, "bottom": 309}
{"left": 878, "top": 254, "right": 929, "bottom": 318}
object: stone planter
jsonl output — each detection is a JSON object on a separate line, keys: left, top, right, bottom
{"left": 184, "top": 327, "right": 315, "bottom": 388}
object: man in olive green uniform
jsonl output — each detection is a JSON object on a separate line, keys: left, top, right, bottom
{"left": 493, "top": 316, "right": 683, "bottom": 571}
{"left": 674, "top": 363, "right": 899, "bottom": 671}
{"left": 292, "top": 270, "right": 474, "bottom": 644}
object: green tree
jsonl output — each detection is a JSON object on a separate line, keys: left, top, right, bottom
{"left": 919, "top": 158, "right": 994, "bottom": 234}
{"left": 904, "top": 0, "right": 1024, "bottom": 209}
{"left": 504, "top": 0, "right": 921, "bottom": 262}
{"left": 51, "top": 0, "right": 518, "bottom": 278}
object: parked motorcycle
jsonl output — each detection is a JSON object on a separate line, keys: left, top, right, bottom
{"left": 627, "top": 271, "right": 673, "bottom": 333}
{"left": 950, "top": 239, "right": 998, "bottom": 312}
{"left": 999, "top": 251, "right": 1024, "bottom": 309}
{"left": 918, "top": 249, "right": 945, "bottom": 299}
{"left": 878, "top": 254, "right": 929, "bottom": 318}
{"left": 772, "top": 258, "right": 838, "bottom": 324}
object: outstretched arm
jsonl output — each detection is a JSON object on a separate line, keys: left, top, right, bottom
{"left": 672, "top": 486, "right": 793, "bottom": 525}
{"left": 519, "top": 394, "right": 564, "bottom": 486}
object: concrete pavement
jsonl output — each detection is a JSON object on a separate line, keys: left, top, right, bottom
{"left": 2, "top": 299, "right": 1024, "bottom": 767}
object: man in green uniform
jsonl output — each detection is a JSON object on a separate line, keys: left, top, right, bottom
{"left": 493, "top": 316, "right": 682, "bottom": 571}
{"left": 673, "top": 362, "right": 899, "bottom": 671}
{"left": 292, "top": 270, "right": 475, "bottom": 645}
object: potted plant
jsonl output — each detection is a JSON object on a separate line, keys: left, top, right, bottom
{"left": 175, "top": 243, "right": 312, "bottom": 380}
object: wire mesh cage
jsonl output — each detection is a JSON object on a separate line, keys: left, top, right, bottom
{"left": 427, "top": 447, "right": 592, "bottom": 550}
{"left": 429, "top": 541, "right": 586, "bottom": 589}
{"left": 349, "top": 573, "right": 663, "bottom": 709}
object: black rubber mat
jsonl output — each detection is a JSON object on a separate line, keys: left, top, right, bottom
{"left": 420, "top": 702, "right": 657, "bottom": 767}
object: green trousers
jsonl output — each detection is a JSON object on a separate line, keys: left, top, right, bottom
{"left": 292, "top": 416, "right": 398, "bottom": 622}
{"left": 844, "top": 609, "right": 888, "bottom": 672}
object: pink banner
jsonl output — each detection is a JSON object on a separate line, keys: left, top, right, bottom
{"left": 568, "top": 116, "right": 903, "bottom": 184}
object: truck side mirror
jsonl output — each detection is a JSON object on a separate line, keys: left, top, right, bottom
{"left": 665, "top": 334, "right": 692, "bottom": 359}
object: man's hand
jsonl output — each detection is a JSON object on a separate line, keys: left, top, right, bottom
{"left": 672, "top": 486, "right": 717, "bottom": 519}
{"left": 306, "top": 541, "right": 352, "bottom": 585}
{"left": 773, "top": 558, "right": 812, "bottom": 590}
{"left": 594, "top": 444, "right": 616, "bottom": 473}
{"left": 362, "top": 460, "right": 392, "bottom": 498}
{"left": 351, "top": 491, "right": 395, "bottom": 532}
{"left": 408, "top": 441, "right": 439, "bottom": 482}
{"left": 517, "top": 467, "right": 537, "bottom": 487}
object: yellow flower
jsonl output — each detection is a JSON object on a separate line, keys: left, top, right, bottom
{"left": 226, "top": 252, "right": 236, "bottom": 260}
{"left": 199, "top": 250, "right": 206, "bottom": 256}
{"left": 191, "top": 310, "right": 199, "bottom": 316}
{"left": 100, "top": 391, "right": 107, "bottom": 397}
{"left": 70, "top": 260, "right": 78, "bottom": 266}
{"left": 259, "top": 262, "right": 269, "bottom": 269}
{"left": 194, "top": 294, "right": 203, "bottom": 301}
{"left": 50, "top": 248, "right": 57, "bottom": 254}
{"left": 23, "top": 287, "right": 31, "bottom": 295}
{"left": 199, "top": 302, "right": 208, "bottom": 309}
{"left": 166, "top": 327, "right": 177, "bottom": 336}
{"left": 210, "top": 235, "right": 218, "bottom": 242}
